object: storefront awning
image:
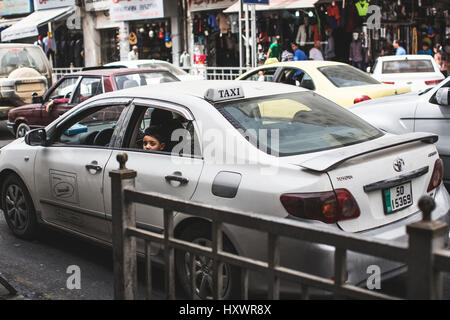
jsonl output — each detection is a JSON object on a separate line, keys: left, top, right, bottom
{"left": 0, "top": 17, "right": 23, "bottom": 29}
{"left": 1, "top": 6, "right": 74, "bottom": 42}
{"left": 224, "top": 0, "right": 318, "bottom": 13}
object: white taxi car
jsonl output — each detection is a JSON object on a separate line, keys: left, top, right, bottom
{"left": 0, "top": 81, "right": 449, "bottom": 299}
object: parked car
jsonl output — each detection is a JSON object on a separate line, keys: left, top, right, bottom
{"left": 236, "top": 61, "right": 411, "bottom": 107}
{"left": 6, "top": 68, "right": 179, "bottom": 138}
{"left": 104, "top": 59, "right": 203, "bottom": 81}
{"left": 0, "top": 44, "right": 52, "bottom": 120}
{"left": 349, "top": 76, "right": 450, "bottom": 191}
{"left": 0, "top": 81, "right": 448, "bottom": 299}
{"left": 370, "top": 55, "right": 445, "bottom": 92}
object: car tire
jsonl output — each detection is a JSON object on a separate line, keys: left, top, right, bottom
{"left": 15, "top": 122, "right": 30, "bottom": 139}
{"left": 175, "top": 221, "right": 241, "bottom": 300}
{"left": 1, "top": 174, "right": 39, "bottom": 240}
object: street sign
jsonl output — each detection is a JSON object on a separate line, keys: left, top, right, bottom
{"left": 243, "top": 0, "right": 269, "bottom": 4}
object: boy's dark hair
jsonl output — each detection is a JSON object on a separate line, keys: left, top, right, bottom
{"left": 144, "top": 125, "right": 168, "bottom": 145}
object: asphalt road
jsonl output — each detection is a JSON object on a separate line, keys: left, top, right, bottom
{"left": 0, "top": 121, "right": 13, "bottom": 148}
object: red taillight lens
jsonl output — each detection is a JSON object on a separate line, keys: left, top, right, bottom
{"left": 382, "top": 81, "right": 395, "bottom": 85}
{"left": 280, "top": 189, "right": 360, "bottom": 223}
{"left": 425, "top": 79, "right": 443, "bottom": 86}
{"left": 427, "top": 159, "right": 443, "bottom": 192}
{"left": 353, "top": 95, "right": 371, "bottom": 104}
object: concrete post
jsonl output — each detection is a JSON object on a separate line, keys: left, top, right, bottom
{"left": 81, "top": 11, "right": 101, "bottom": 67}
{"left": 407, "top": 195, "right": 448, "bottom": 299}
{"left": 119, "top": 21, "right": 130, "bottom": 61}
{"left": 109, "top": 153, "right": 137, "bottom": 300}
{"left": 171, "top": 16, "right": 181, "bottom": 66}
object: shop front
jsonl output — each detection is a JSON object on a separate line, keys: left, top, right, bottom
{"left": 109, "top": 0, "right": 181, "bottom": 64}
{"left": 1, "top": 0, "right": 83, "bottom": 68}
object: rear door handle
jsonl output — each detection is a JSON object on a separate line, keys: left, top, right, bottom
{"left": 165, "top": 174, "right": 189, "bottom": 185}
{"left": 86, "top": 161, "right": 102, "bottom": 174}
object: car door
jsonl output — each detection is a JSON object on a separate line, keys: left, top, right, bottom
{"left": 34, "top": 99, "right": 131, "bottom": 241}
{"left": 37, "top": 76, "right": 81, "bottom": 126}
{"left": 415, "top": 80, "right": 450, "bottom": 186}
{"left": 102, "top": 99, "right": 204, "bottom": 248}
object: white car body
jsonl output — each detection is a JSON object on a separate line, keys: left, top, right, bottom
{"left": 104, "top": 59, "right": 203, "bottom": 82}
{"left": 371, "top": 55, "right": 445, "bottom": 92}
{"left": 0, "top": 81, "right": 448, "bottom": 298}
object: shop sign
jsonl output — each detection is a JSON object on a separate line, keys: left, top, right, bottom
{"left": 110, "top": 0, "right": 164, "bottom": 22}
{"left": 33, "top": 0, "right": 75, "bottom": 10}
{"left": 189, "top": 0, "right": 238, "bottom": 12}
{"left": 85, "top": 0, "right": 110, "bottom": 11}
{"left": 0, "top": 0, "right": 33, "bottom": 16}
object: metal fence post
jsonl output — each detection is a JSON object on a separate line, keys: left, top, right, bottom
{"left": 110, "top": 152, "right": 138, "bottom": 300}
{"left": 406, "top": 195, "right": 448, "bottom": 299}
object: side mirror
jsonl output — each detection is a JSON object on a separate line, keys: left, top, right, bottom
{"left": 24, "top": 128, "right": 46, "bottom": 146}
{"left": 435, "top": 88, "right": 449, "bottom": 106}
{"left": 31, "top": 92, "right": 43, "bottom": 104}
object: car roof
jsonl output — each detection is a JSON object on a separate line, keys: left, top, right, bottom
{"left": 88, "top": 80, "right": 308, "bottom": 106}
{"left": 69, "top": 68, "right": 170, "bottom": 77}
{"left": 376, "top": 55, "right": 435, "bottom": 61}
{"left": 106, "top": 59, "right": 171, "bottom": 66}
{"left": 258, "top": 60, "right": 347, "bottom": 69}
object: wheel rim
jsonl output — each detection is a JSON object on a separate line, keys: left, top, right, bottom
{"left": 183, "top": 238, "right": 231, "bottom": 300}
{"left": 17, "top": 125, "right": 29, "bottom": 138}
{"left": 4, "top": 184, "right": 29, "bottom": 231}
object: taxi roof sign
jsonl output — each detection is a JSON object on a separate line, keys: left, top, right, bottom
{"left": 204, "top": 85, "right": 245, "bottom": 102}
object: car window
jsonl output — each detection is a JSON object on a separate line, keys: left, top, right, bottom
{"left": 279, "top": 68, "right": 315, "bottom": 90}
{"left": 318, "top": 65, "right": 380, "bottom": 87}
{"left": 216, "top": 91, "right": 383, "bottom": 156}
{"left": 382, "top": 60, "right": 435, "bottom": 73}
{"left": 0, "top": 47, "right": 48, "bottom": 76}
{"left": 114, "top": 71, "right": 179, "bottom": 90}
{"left": 138, "top": 63, "right": 188, "bottom": 76}
{"left": 241, "top": 68, "right": 277, "bottom": 82}
{"left": 47, "top": 77, "right": 79, "bottom": 101}
{"left": 71, "top": 77, "right": 103, "bottom": 104}
{"left": 124, "top": 106, "right": 200, "bottom": 157}
{"left": 52, "top": 104, "right": 126, "bottom": 147}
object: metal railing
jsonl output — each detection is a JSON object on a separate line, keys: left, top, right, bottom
{"left": 183, "top": 66, "right": 251, "bottom": 80}
{"left": 53, "top": 67, "right": 83, "bottom": 82}
{"left": 110, "top": 152, "right": 450, "bottom": 300}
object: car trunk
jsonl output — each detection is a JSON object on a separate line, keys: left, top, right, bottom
{"left": 376, "top": 73, "right": 444, "bottom": 91}
{"left": 299, "top": 133, "right": 438, "bottom": 233}
{"left": 336, "top": 84, "right": 410, "bottom": 107}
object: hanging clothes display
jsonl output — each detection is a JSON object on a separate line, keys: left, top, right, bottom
{"left": 355, "top": 0, "right": 369, "bottom": 17}
{"left": 327, "top": 3, "right": 341, "bottom": 29}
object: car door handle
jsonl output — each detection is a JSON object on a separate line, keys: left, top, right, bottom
{"left": 165, "top": 174, "right": 189, "bottom": 185}
{"left": 86, "top": 163, "right": 102, "bottom": 173}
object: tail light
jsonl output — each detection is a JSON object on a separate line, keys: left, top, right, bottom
{"left": 382, "top": 81, "right": 395, "bottom": 85}
{"left": 427, "top": 159, "right": 443, "bottom": 192}
{"left": 354, "top": 95, "right": 371, "bottom": 104}
{"left": 425, "top": 79, "right": 443, "bottom": 86}
{"left": 280, "top": 189, "right": 360, "bottom": 224}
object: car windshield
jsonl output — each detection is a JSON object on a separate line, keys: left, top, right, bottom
{"left": 114, "top": 71, "right": 179, "bottom": 89}
{"left": 216, "top": 91, "right": 383, "bottom": 156}
{"left": 0, "top": 47, "right": 48, "bottom": 76}
{"left": 318, "top": 65, "right": 380, "bottom": 87}
{"left": 137, "top": 63, "right": 187, "bottom": 76}
{"left": 382, "top": 59, "right": 435, "bottom": 73}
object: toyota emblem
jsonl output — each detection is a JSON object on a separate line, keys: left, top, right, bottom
{"left": 393, "top": 158, "right": 405, "bottom": 172}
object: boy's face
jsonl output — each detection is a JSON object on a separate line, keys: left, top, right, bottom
{"left": 143, "top": 135, "right": 165, "bottom": 151}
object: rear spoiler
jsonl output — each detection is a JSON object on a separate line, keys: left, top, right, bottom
{"left": 299, "top": 132, "right": 438, "bottom": 173}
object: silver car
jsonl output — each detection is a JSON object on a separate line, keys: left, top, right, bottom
{"left": 349, "top": 77, "right": 450, "bottom": 191}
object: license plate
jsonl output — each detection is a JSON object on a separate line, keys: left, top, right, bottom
{"left": 383, "top": 182, "right": 413, "bottom": 214}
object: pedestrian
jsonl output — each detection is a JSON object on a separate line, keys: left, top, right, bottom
{"left": 128, "top": 45, "right": 139, "bottom": 61}
{"left": 393, "top": 40, "right": 406, "bottom": 55}
{"left": 291, "top": 42, "right": 308, "bottom": 61}
{"left": 418, "top": 42, "right": 433, "bottom": 56}
{"left": 309, "top": 40, "right": 324, "bottom": 61}
{"left": 281, "top": 41, "right": 294, "bottom": 62}
{"left": 266, "top": 37, "right": 280, "bottom": 62}
{"left": 324, "top": 29, "right": 335, "bottom": 60}
{"left": 433, "top": 44, "right": 447, "bottom": 77}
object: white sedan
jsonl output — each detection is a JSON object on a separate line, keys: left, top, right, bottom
{"left": 0, "top": 81, "right": 449, "bottom": 299}
{"left": 370, "top": 55, "right": 445, "bottom": 92}
{"left": 104, "top": 59, "right": 203, "bottom": 81}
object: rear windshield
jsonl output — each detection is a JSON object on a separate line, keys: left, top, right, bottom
{"left": 114, "top": 71, "right": 179, "bottom": 89}
{"left": 382, "top": 60, "right": 435, "bottom": 73}
{"left": 318, "top": 65, "right": 379, "bottom": 87}
{"left": 216, "top": 92, "right": 383, "bottom": 156}
{"left": 138, "top": 63, "right": 187, "bottom": 76}
{"left": 0, "top": 47, "right": 48, "bottom": 77}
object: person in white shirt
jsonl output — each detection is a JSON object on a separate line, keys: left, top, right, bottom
{"left": 309, "top": 40, "right": 324, "bottom": 61}
{"left": 128, "top": 45, "right": 138, "bottom": 61}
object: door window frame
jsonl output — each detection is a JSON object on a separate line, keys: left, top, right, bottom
{"left": 44, "top": 76, "right": 81, "bottom": 103}
{"left": 70, "top": 76, "right": 105, "bottom": 105}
